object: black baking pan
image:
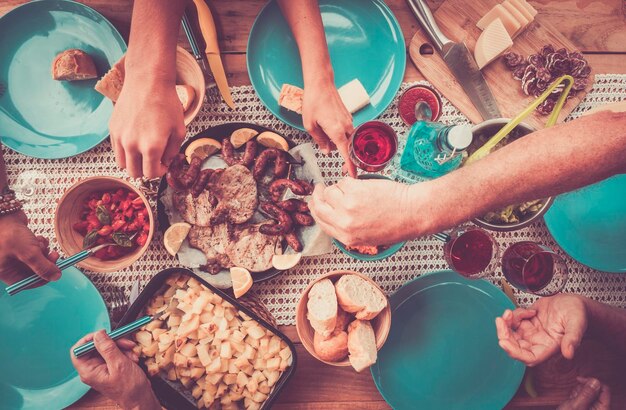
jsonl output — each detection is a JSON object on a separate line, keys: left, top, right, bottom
{"left": 118, "top": 267, "right": 297, "bottom": 410}
{"left": 157, "top": 122, "right": 297, "bottom": 283}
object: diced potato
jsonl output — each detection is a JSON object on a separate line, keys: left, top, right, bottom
{"left": 205, "top": 372, "right": 223, "bottom": 386}
{"left": 223, "top": 373, "right": 237, "bottom": 385}
{"left": 252, "top": 391, "right": 268, "bottom": 404}
{"left": 247, "top": 377, "right": 258, "bottom": 394}
{"left": 146, "top": 359, "right": 159, "bottom": 376}
{"left": 145, "top": 320, "right": 163, "bottom": 332}
{"left": 220, "top": 341, "right": 232, "bottom": 359}
{"left": 216, "top": 383, "right": 227, "bottom": 397}
{"left": 188, "top": 330, "right": 199, "bottom": 340}
{"left": 207, "top": 356, "right": 221, "bottom": 373}
{"left": 178, "top": 367, "right": 192, "bottom": 378}
{"left": 265, "top": 370, "right": 280, "bottom": 387}
{"left": 214, "top": 329, "right": 230, "bottom": 341}
{"left": 279, "top": 346, "right": 292, "bottom": 362}
{"left": 168, "top": 314, "right": 182, "bottom": 327}
{"left": 202, "top": 391, "right": 214, "bottom": 408}
{"left": 179, "top": 343, "right": 197, "bottom": 358}
{"left": 191, "top": 383, "right": 203, "bottom": 399}
{"left": 247, "top": 326, "right": 265, "bottom": 340}
{"left": 142, "top": 341, "right": 158, "bottom": 358}
{"left": 219, "top": 358, "right": 229, "bottom": 373}
{"left": 197, "top": 343, "right": 212, "bottom": 367}
{"left": 191, "top": 292, "right": 211, "bottom": 314}
{"left": 177, "top": 314, "right": 200, "bottom": 339}
{"left": 214, "top": 304, "right": 225, "bottom": 318}
{"left": 268, "top": 336, "right": 281, "bottom": 356}
{"left": 236, "top": 371, "right": 248, "bottom": 387}
{"left": 187, "top": 277, "right": 201, "bottom": 288}
{"left": 174, "top": 352, "right": 190, "bottom": 367}
{"left": 230, "top": 330, "right": 245, "bottom": 343}
{"left": 245, "top": 336, "right": 260, "bottom": 349}
{"left": 180, "top": 376, "right": 193, "bottom": 388}
{"left": 224, "top": 308, "right": 235, "bottom": 322}
{"left": 152, "top": 328, "right": 167, "bottom": 340}
{"left": 231, "top": 340, "right": 245, "bottom": 355}
{"left": 135, "top": 330, "right": 153, "bottom": 347}
{"left": 166, "top": 368, "right": 177, "bottom": 381}
{"left": 253, "top": 358, "right": 266, "bottom": 371}
{"left": 234, "top": 356, "right": 249, "bottom": 369}
{"left": 190, "top": 367, "right": 204, "bottom": 380}
{"left": 258, "top": 381, "right": 270, "bottom": 395}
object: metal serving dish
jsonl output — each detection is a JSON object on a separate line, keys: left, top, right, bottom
{"left": 469, "top": 118, "right": 554, "bottom": 232}
{"left": 118, "top": 268, "right": 297, "bottom": 410}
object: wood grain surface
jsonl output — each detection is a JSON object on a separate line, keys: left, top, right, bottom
{"left": 0, "top": 0, "right": 625, "bottom": 409}
{"left": 409, "top": 0, "right": 594, "bottom": 128}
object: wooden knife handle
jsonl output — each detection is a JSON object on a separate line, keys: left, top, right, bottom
{"left": 191, "top": 0, "right": 220, "bottom": 54}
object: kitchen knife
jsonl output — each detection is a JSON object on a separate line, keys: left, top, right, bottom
{"left": 406, "top": 0, "right": 501, "bottom": 120}
{"left": 182, "top": 11, "right": 211, "bottom": 78}
{"left": 190, "top": 0, "right": 235, "bottom": 109}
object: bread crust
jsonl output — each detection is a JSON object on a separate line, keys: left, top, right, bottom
{"left": 313, "top": 330, "right": 348, "bottom": 362}
{"left": 347, "top": 319, "right": 377, "bottom": 372}
{"left": 52, "top": 49, "right": 97, "bottom": 81}
{"left": 335, "top": 275, "right": 387, "bottom": 320}
{"left": 306, "top": 279, "right": 337, "bottom": 337}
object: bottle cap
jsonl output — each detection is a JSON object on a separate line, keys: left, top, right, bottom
{"left": 447, "top": 124, "right": 473, "bottom": 151}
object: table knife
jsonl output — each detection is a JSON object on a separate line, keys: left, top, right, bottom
{"left": 182, "top": 11, "right": 211, "bottom": 78}
{"left": 190, "top": 0, "right": 235, "bottom": 109}
{"left": 406, "top": 0, "right": 501, "bottom": 120}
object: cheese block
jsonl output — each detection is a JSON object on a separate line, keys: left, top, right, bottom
{"left": 474, "top": 18, "right": 513, "bottom": 69}
{"left": 518, "top": 0, "right": 538, "bottom": 17}
{"left": 338, "top": 79, "right": 370, "bottom": 114}
{"left": 501, "top": 1, "right": 530, "bottom": 36}
{"left": 476, "top": 4, "right": 521, "bottom": 38}
{"left": 507, "top": 0, "right": 534, "bottom": 23}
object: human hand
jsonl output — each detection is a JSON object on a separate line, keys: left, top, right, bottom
{"left": 109, "top": 69, "right": 186, "bottom": 179}
{"left": 302, "top": 79, "right": 357, "bottom": 177}
{"left": 557, "top": 377, "right": 611, "bottom": 410}
{"left": 309, "top": 177, "right": 422, "bottom": 246}
{"left": 495, "top": 294, "right": 588, "bottom": 366}
{"left": 71, "top": 330, "right": 159, "bottom": 410}
{"left": 0, "top": 211, "right": 60, "bottom": 286}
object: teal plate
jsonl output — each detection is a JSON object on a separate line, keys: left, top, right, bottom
{"left": 333, "top": 239, "right": 405, "bottom": 261}
{"left": 0, "top": 0, "right": 126, "bottom": 159}
{"left": 247, "top": 0, "right": 406, "bottom": 131}
{"left": 371, "top": 270, "right": 524, "bottom": 410}
{"left": 0, "top": 267, "right": 110, "bottom": 410}
{"left": 544, "top": 174, "right": 626, "bottom": 273}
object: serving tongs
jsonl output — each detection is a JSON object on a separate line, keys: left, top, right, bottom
{"left": 6, "top": 233, "right": 138, "bottom": 297}
{"left": 465, "top": 75, "right": 575, "bottom": 166}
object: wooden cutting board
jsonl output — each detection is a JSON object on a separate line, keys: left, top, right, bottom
{"left": 409, "top": 0, "right": 594, "bottom": 129}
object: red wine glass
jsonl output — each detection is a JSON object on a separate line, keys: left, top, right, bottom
{"left": 501, "top": 241, "right": 569, "bottom": 296}
{"left": 349, "top": 121, "right": 398, "bottom": 172}
{"left": 442, "top": 224, "right": 499, "bottom": 279}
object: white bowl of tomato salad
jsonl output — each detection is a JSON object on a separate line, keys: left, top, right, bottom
{"left": 54, "top": 176, "right": 154, "bottom": 273}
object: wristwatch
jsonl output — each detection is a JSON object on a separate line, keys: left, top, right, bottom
{"left": 0, "top": 187, "right": 23, "bottom": 216}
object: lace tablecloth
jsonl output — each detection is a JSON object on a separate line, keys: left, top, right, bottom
{"left": 4, "top": 75, "right": 626, "bottom": 325}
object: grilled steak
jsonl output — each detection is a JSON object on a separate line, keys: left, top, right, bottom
{"left": 211, "top": 165, "right": 258, "bottom": 225}
{"left": 226, "top": 224, "right": 277, "bottom": 272}
{"left": 173, "top": 190, "right": 215, "bottom": 227}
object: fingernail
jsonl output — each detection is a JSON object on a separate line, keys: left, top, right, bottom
{"left": 94, "top": 330, "right": 108, "bottom": 342}
{"left": 587, "top": 379, "right": 601, "bottom": 390}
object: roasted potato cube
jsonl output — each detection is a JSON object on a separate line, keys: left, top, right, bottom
{"left": 205, "top": 372, "right": 223, "bottom": 386}
{"left": 223, "top": 373, "right": 237, "bottom": 385}
{"left": 191, "top": 383, "right": 203, "bottom": 399}
{"left": 141, "top": 341, "right": 158, "bottom": 358}
{"left": 197, "top": 343, "right": 212, "bottom": 367}
{"left": 190, "top": 367, "right": 205, "bottom": 380}
{"left": 207, "top": 356, "right": 221, "bottom": 373}
{"left": 135, "top": 330, "right": 153, "bottom": 347}
{"left": 247, "top": 326, "right": 265, "bottom": 340}
{"left": 220, "top": 342, "right": 232, "bottom": 359}
{"left": 266, "top": 357, "right": 280, "bottom": 371}
{"left": 179, "top": 343, "right": 197, "bottom": 358}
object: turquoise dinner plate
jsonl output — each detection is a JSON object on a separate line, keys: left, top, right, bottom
{"left": 0, "top": 0, "right": 126, "bottom": 159}
{"left": 544, "top": 174, "right": 626, "bottom": 273}
{"left": 371, "top": 270, "right": 524, "bottom": 410}
{"left": 0, "top": 267, "right": 110, "bottom": 410}
{"left": 247, "top": 0, "right": 406, "bottom": 131}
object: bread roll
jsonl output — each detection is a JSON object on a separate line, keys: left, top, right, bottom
{"left": 278, "top": 84, "right": 304, "bottom": 114}
{"left": 94, "top": 56, "right": 125, "bottom": 102}
{"left": 176, "top": 84, "right": 196, "bottom": 112}
{"left": 347, "top": 320, "right": 377, "bottom": 372}
{"left": 52, "top": 49, "right": 98, "bottom": 81}
{"left": 313, "top": 330, "right": 348, "bottom": 362}
{"left": 306, "top": 279, "right": 337, "bottom": 337}
{"left": 335, "top": 275, "right": 387, "bottom": 320}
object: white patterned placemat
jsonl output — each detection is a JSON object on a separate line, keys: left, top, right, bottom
{"left": 4, "top": 75, "right": 625, "bottom": 325}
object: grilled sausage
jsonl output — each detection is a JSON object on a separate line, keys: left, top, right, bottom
{"left": 269, "top": 178, "right": 309, "bottom": 201}
{"left": 293, "top": 212, "right": 314, "bottom": 226}
{"left": 259, "top": 202, "right": 293, "bottom": 235}
{"left": 191, "top": 169, "right": 213, "bottom": 197}
{"left": 253, "top": 148, "right": 288, "bottom": 180}
{"left": 284, "top": 231, "right": 303, "bottom": 252}
{"left": 222, "top": 139, "right": 257, "bottom": 167}
{"left": 276, "top": 198, "right": 309, "bottom": 213}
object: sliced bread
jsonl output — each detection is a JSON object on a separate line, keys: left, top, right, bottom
{"left": 347, "top": 320, "right": 377, "bottom": 372}
{"left": 278, "top": 84, "right": 304, "bottom": 114}
{"left": 95, "top": 56, "right": 125, "bottom": 102}
{"left": 306, "top": 279, "right": 337, "bottom": 337}
{"left": 176, "top": 84, "right": 196, "bottom": 112}
{"left": 52, "top": 49, "right": 98, "bottom": 81}
{"left": 335, "top": 275, "right": 387, "bottom": 320}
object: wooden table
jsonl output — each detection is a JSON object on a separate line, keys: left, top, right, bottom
{"left": 2, "top": 1, "right": 625, "bottom": 409}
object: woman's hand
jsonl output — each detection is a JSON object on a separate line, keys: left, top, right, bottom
{"left": 71, "top": 330, "right": 160, "bottom": 410}
{"left": 302, "top": 78, "right": 357, "bottom": 177}
{"left": 309, "top": 177, "right": 424, "bottom": 246}
{"left": 495, "top": 294, "right": 588, "bottom": 367}
{"left": 0, "top": 211, "right": 60, "bottom": 286}
{"left": 109, "top": 72, "right": 186, "bottom": 179}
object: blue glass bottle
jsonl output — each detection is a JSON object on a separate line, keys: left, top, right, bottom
{"left": 400, "top": 121, "right": 473, "bottom": 178}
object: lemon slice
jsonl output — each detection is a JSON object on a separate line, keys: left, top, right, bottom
{"left": 272, "top": 252, "right": 302, "bottom": 270}
{"left": 163, "top": 222, "right": 191, "bottom": 256}
{"left": 257, "top": 131, "right": 289, "bottom": 151}
{"left": 230, "top": 267, "right": 253, "bottom": 298}
{"left": 185, "top": 138, "right": 222, "bottom": 163}
{"left": 230, "top": 128, "right": 258, "bottom": 148}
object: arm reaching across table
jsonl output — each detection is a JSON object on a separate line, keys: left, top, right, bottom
{"left": 278, "top": 0, "right": 357, "bottom": 177}
{"left": 310, "top": 111, "right": 626, "bottom": 246}
{"left": 109, "top": 0, "right": 189, "bottom": 179}
{"left": 0, "top": 146, "right": 61, "bottom": 286}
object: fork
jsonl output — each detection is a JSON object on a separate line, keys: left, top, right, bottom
{"left": 182, "top": 12, "right": 221, "bottom": 105}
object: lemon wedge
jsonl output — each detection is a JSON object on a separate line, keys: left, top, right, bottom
{"left": 257, "top": 131, "right": 289, "bottom": 151}
{"left": 230, "top": 128, "right": 258, "bottom": 148}
{"left": 163, "top": 222, "right": 191, "bottom": 256}
{"left": 185, "top": 138, "right": 222, "bottom": 163}
{"left": 231, "top": 267, "right": 253, "bottom": 298}
{"left": 272, "top": 252, "right": 302, "bottom": 270}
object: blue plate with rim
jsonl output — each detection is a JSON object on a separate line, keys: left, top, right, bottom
{"left": 247, "top": 0, "right": 406, "bottom": 131}
{"left": 0, "top": 0, "right": 126, "bottom": 159}
{"left": 0, "top": 267, "right": 111, "bottom": 410}
{"left": 544, "top": 174, "right": 626, "bottom": 273}
{"left": 371, "top": 270, "right": 524, "bottom": 410}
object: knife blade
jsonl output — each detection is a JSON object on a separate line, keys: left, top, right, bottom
{"left": 406, "top": 0, "right": 501, "bottom": 120}
{"left": 190, "top": 0, "right": 235, "bottom": 109}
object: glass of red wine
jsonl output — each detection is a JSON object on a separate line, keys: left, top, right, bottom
{"left": 349, "top": 121, "right": 398, "bottom": 172}
{"left": 443, "top": 224, "right": 499, "bottom": 279}
{"left": 501, "top": 241, "right": 569, "bottom": 296}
